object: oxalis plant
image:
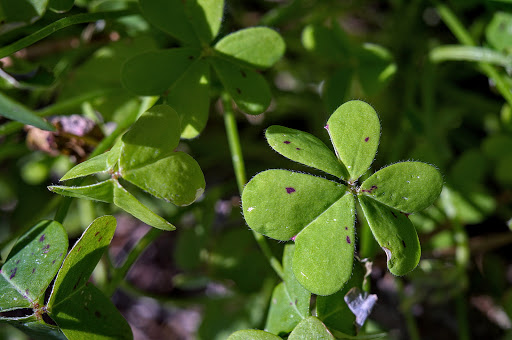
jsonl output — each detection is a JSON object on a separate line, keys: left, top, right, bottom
{"left": 229, "top": 100, "right": 443, "bottom": 339}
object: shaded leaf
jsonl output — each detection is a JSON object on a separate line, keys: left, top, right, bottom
{"left": 265, "top": 244, "right": 310, "bottom": 335}
{"left": 210, "top": 57, "right": 271, "bottom": 114}
{"left": 113, "top": 181, "right": 175, "bottom": 230}
{"left": 227, "top": 329, "right": 281, "bottom": 340}
{"left": 439, "top": 186, "right": 495, "bottom": 224}
{"left": 288, "top": 316, "right": 335, "bottom": 340}
{"left": 187, "top": 0, "right": 224, "bottom": 44}
{"left": 358, "top": 196, "right": 420, "bottom": 276}
{"left": 323, "top": 67, "right": 354, "bottom": 114}
{"left": 121, "top": 152, "right": 205, "bottom": 206}
{"left": 49, "top": 0, "right": 73, "bottom": 12}
{"left": 8, "top": 315, "right": 66, "bottom": 340}
{"left": 121, "top": 48, "right": 201, "bottom": 96}
{"left": 265, "top": 125, "right": 347, "bottom": 178}
{"left": 293, "top": 193, "right": 355, "bottom": 296}
{"left": 48, "top": 216, "right": 116, "bottom": 307}
{"left": 486, "top": 11, "right": 512, "bottom": 52}
{"left": 356, "top": 43, "right": 396, "bottom": 96}
{"left": 360, "top": 162, "right": 443, "bottom": 213}
{"left": 119, "top": 104, "right": 181, "bottom": 170}
{"left": 326, "top": 100, "right": 380, "bottom": 181}
{"left": 139, "top": 0, "right": 199, "bottom": 44}
{"left": 0, "top": 220, "right": 67, "bottom": 311}
{"left": 301, "top": 23, "right": 347, "bottom": 60}
{"left": 0, "top": 91, "right": 54, "bottom": 131}
{"left": 48, "top": 179, "right": 114, "bottom": 203}
{"left": 60, "top": 152, "right": 109, "bottom": 181}
{"left": 215, "top": 27, "right": 285, "bottom": 69}
{"left": 242, "top": 169, "right": 346, "bottom": 241}
{"left": 164, "top": 59, "right": 210, "bottom": 138}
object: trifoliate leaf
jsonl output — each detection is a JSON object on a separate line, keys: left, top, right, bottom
{"left": 48, "top": 180, "right": 114, "bottom": 203}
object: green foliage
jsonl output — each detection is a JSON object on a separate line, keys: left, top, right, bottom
{"left": 242, "top": 100, "right": 443, "bottom": 294}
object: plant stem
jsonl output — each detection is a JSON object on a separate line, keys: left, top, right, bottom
{"left": 0, "top": 10, "right": 136, "bottom": 59}
{"left": 105, "top": 227, "right": 163, "bottom": 296}
{"left": 433, "top": 0, "right": 512, "bottom": 107}
{"left": 221, "top": 92, "right": 284, "bottom": 280}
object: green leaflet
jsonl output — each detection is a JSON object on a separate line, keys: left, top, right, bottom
{"left": 227, "top": 330, "right": 281, "bottom": 340}
{"left": 48, "top": 179, "right": 115, "bottom": 203}
{"left": 360, "top": 162, "right": 443, "bottom": 213}
{"left": 288, "top": 316, "right": 335, "bottom": 340}
{"left": 49, "top": 0, "right": 73, "bottom": 12}
{"left": 0, "top": 220, "right": 68, "bottom": 311}
{"left": 327, "top": 101, "right": 380, "bottom": 181}
{"left": 242, "top": 169, "right": 346, "bottom": 241}
{"left": 293, "top": 193, "right": 355, "bottom": 296}
{"left": 113, "top": 181, "right": 175, "bottom": 231}
{"left": 358, "top": 195, "right": 420, "bottom": 276}
{"left": 8, "top": 315, "right": 66, "bottom": 340}
{"left": 265, "top": 125, "right": 347, "bottom": 178}
{"left": 210, "top": 57, "right": 271, "bottom": 114}
{"left": 139, "top": 0, "right": 199, "bottom": 44}
{"left": 60, "top": 152, "right": 109, "bottom": 181}
{"left": 121, "top": 48, "right": 201, "bottom": 96}
{"left": 215, "top": 27, "right": 286, "bottom": 69}
{"left": 265, "top": 244, "right": 310, "bottom": 335}
{"left": 356, "top": 43, "right": 397, "bottom": 96}
{"left": 0, "top": 91, "right": 55, "bottom": 131}
{"left": 187, "top": 0, "right": 224, "bottom": 44}
{"left": 486, "top": 12, "right": 512, "bottom": 52}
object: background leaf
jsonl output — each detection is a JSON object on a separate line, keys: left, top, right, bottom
{"left": 356, "top": 43, "right": 396, "bottom": 96}
{"left": 486, "top": 11, "right": 512, "bottom": 52}
{"left": 242, "top": 169, "right": 346, "bottom": 241}
{"left": 326, "top": 100, "right": 380, "bottom": 181}
{"left": 358, "top": 195, "right": 421, "bottom": 276}
{"left": 210, "top": 57, "right": 271, "bottom": 114}
{"left": 49, "top": 0, "right": 73, "bottom": 12}
{"left": 121, "top": 48, "right": 201, "bottom": 96}
{"left": 360, "top": 162, "right": 443, "bottom": 213}
{"left": 265, "top": 125, "right": 347, "bottom": 178}
{"left": 215, "top": 27, "right": 285, "bottom": 69}
{"left": 0, "top": 92, "right": 54, "bottom": 131}
{"left": 0, "top": 220, "right": 67, "bottom": 311}
{"left": 265, "top": 244, "right": 310, "bottom": 335}
{"left": 293, "top": 193, "right": 355, "bottom": 296}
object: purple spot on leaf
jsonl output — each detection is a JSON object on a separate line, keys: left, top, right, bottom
{"left": 241, "top": 70, "right": 247, "bottom": 78}
{"left": 39, "top": 234, "right": 45, "bottom": 242}
{"left": 236, "top": 88, "right": 241, "bottom": 94}
{"left": 59, "top": 253, "right": 63, "bottom": 257}
{"left": 42, "top": 244, "right": 50, "bottom": 254}
{"left": 346, "top": 236, "right": 351, "bottom": 244}
{"left": 52, "top": 260, "right": 56, "bottom": 264}
{"left": 365, "top": 137, "right": 369, "bottom": 142}
{"left": 324, "top": 124, "right": 329, "bottom": 130}
{"left": 78, "top": 246, "right": 82, "bottom": 252}
{"left": 94, "top": 232, "right": 100, "bottom": 237}
{"left": 286, "top": 187, "right": 296, "bottom": 194}
{"left": 361, "top": 185, "right": 378, "bottom": 194}
{"left": 345, "top": 226, "right": 348, "bottom": 230}
{"left": 16, "top": 260, "right": 20, "bottom": 264}
{"left": 10, "top": 267, "right": 17, "bottom": 279}
{"left": 296, "top": 147, "right": 301, "bottom": 150}
{"left": 291, "top": 235, "right": 297, "bottom": 241}
{"left": 25, "top": 289, "right": 29, "bottom": 295}
{"left": 283, "top": 141, "right": 291, "bottom": 144}
{"left": 32, "top": 268, "right": 36, "bottom": 274}
{"left": 402, "top": 240, "right": 406, "bottom": 248}
{"left": 98, "top": 236, "right": 103, "bottom": 242}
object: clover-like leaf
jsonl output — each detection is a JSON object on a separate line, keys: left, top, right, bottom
{"left": 215, "top": 27, "right": 285, "bottom": 69}
{"left": 288, "top": 316, "right": 335, "bottom": 340}
{"left": 293, "top": 193, "right": 355, "bottom": 296}
{"left": 119, "top": 104, "right": 181, "bottom": 171}
{"left": 164, "top": 59, "right": 210, "bottom": 138}
{"left": 360, "top": 162, "right": 443, "bottom": 213}
{"left": 121, "top": 48, "right": 201, "bottom": 96}
{"left": 242, "top": 170, "right": 346, "bottom": 241}
{"left": 6, "top": 315, "right": 66, "bottom": 340}
{"left": 227, "top": 330, "right": 281, "bottom": 340}
{"left": 265, "top": 244, "right": 310, "bottom": 335}
{"left": 326, "top": 100, "right": 380, "bottom": 181}
{"left": 60, "top": 152, "right": 109, "bottom": 181}
{"left": 113, "top": 181, "right": 175, "bottom": 231}
{"left": 210, "top": 57, "right": 271, "bottom": 114}
{"left": 48, "top": 179, "right": 114, "bottom": 203}
{"left": 187, "top": 0, "right": 224, "bottom": 45}
{"left": 106, "top": 139, "right": 122, "bottom": 169}
{"left": 265, "top": 125, "right": 347, "bottom": 178}
{"left": 0, "top": 220, "right": 68, "bottom": 311}
{"left": 47, "top": 216, "right": 132, "bottom": 340}
{"left": 358, "top": 195, "right": 420, "bottom": 276}
{"left": 121, "top": 152, "right": 205, "bottom": 206}
{"left": 486, "top": 12, "right": 512, "bottom": 52}
{"left": 139, "top": 0, "right": 199, "bottom": 44}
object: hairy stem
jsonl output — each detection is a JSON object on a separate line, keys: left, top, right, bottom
{"left": 221, "top": 92, "right": 284, "bottom": 280}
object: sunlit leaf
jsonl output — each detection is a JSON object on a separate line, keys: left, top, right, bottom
{"left": 60, "top": 152, "right": 110, "bottom": 181}
{"left": 48, "top": 179, "right": 114, "bottom": 203}
{"left": 187, "top": 0, "right": 224, "bottom": 44}
{"left": 227, "top": 329, "right": 281, "bottom": 340}
{"left": 288, "top": 316, "right": 335, "bottom": 340}
{"left": 486, "top": 11, "right": 512, "bottom": 52}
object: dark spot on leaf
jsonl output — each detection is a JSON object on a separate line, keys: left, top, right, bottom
{"left": 78, "top": 246, "right": 82, "bottom": 252}
{"left": 98, "top": 236, "right": 103, "bottom": 242}
{"left": 73, "top": 276, "right": 82, "bottom": 290}
{"left": 39, "top": 234, "right": 45, "bottom": 242}
{"left": 391, "top": 211, "right": 397, "bottom": 218}
{"left": 95, "top": 311, "right": 101, "bottom": 318}
{"left": 188, "top": 55, "right": 195, "bottom": 60}
{"left": 95, "top": 232, "right": 100, "bottom": 237}
{"left": 289, "top": 302, "right": 293, "bottom": 305}
{"left": 59, "top": 253, "right": 63, "bottom": 257}
{"left": 236, "top": 88, "right": 241, "bottom": 94}
{"left": 16, "top": 260, "right": 20, "bottom": 264}
{"left": 286, "top": 187, "right": 296, "bottom": 194}
{"left": 32, "top": 268, "right": 36, "bottom": 274}
{"left": 42, "top": 244, "right": 50, "bottom": 254}
{"left": 365, "top": 137, "right": 369, "bottom": 142}
{"left": 361, "top": 185, "right": 378, "bottom": 194}
{"left": 52, "top": 260, "right": 56, "bottom": 264}
{"left": 400, "top": 212, "right": 411, "bottom": 218}
{"left": 10, "top": 267, "right": 17, "bottom": 279}
{"left": 345, "top": 227, "right": 348, "bottom": 230}
{"left": 402, "top": 240, "right": 406, "bottom": 248}
{"left": 25, "top": 289, "right": 29, "bottom": 296}
{"left": 283, "top": 141, "right": 291, "bottom": 144}
{"left": 296, "top": 147, "right": 301, "bottom": 150}
{"left": 346, "top": 236, "right": 351, "bottom": 244}
{"left": 241, "top": 70, "right": 247, "bottom": 78}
